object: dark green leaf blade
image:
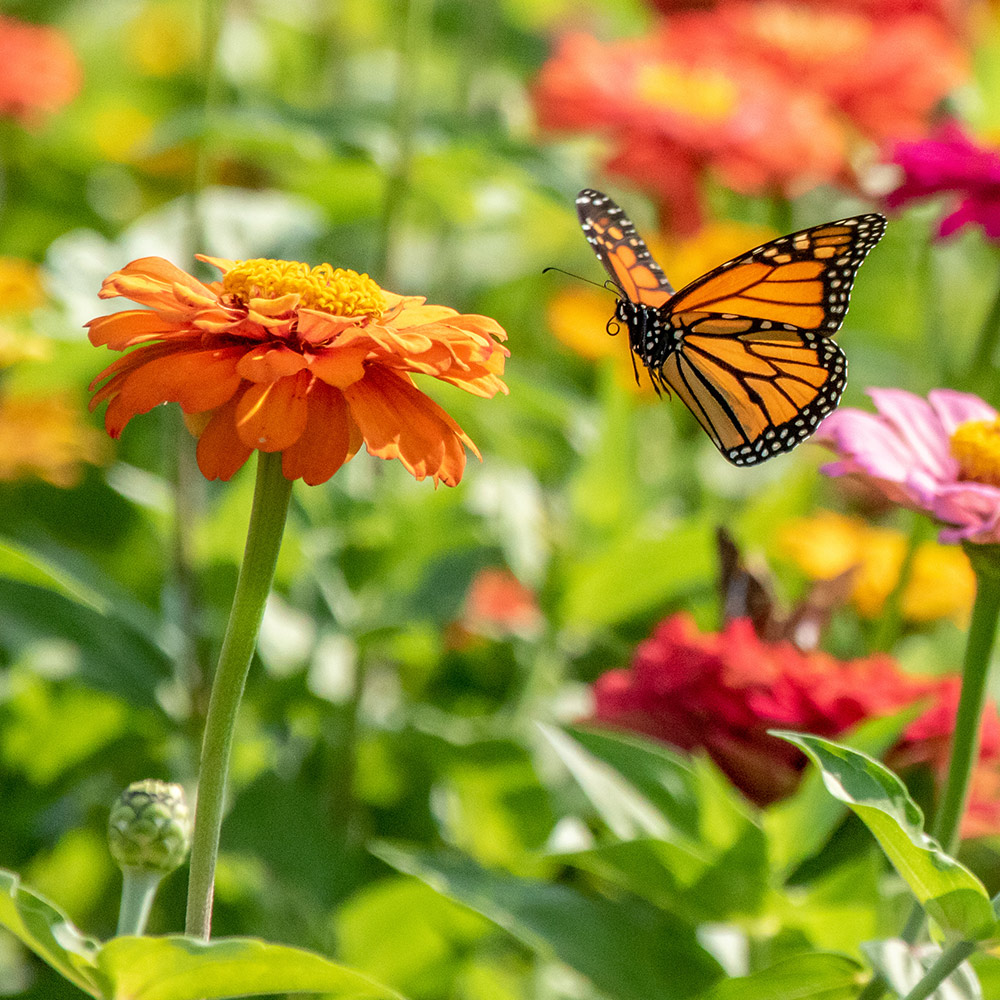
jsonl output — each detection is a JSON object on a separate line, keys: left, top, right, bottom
{"left": 373, "top": 843, "right": 723, "bottom": 1000}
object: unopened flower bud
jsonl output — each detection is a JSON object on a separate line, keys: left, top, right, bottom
{"left": 108, "top": 779, "right": 191, "bottom": 876}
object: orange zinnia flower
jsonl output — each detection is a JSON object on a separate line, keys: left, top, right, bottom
{"left": 87, "top": 256, "right": 509, "bottom": 486}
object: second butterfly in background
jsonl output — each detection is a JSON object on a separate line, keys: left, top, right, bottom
{"left": 576, "top": 189, "right": 886, "bottom": 467}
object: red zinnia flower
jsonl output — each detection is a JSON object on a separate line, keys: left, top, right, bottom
{"left": 0, "top": 15, "right": 81, "bottom": 123}
{"left": 591, "top": 611, "right": 1000, "bottom": 836}
{"left": 88, "top": 256, "right": 509, "bottom": 486}
{"left": 591, "top": 612, "right": 935, "bottom": 805}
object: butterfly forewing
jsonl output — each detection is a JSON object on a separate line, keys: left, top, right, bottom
{"left": 576, "top": 188, "right": 674, "bottom": 305}
{"left": 575, "top": 189, "right": 885, "bottom": 466}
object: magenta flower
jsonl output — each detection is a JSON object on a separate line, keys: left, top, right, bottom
{"left": 816, "top": 388, "right": 1000, "bottom": 544}
{"left": 886, "top": 120, "right": 1000, "bottom": 239}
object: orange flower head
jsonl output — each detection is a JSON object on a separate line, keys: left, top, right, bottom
{"left": 87, "top": 256, "right": 509, "bottom": 486}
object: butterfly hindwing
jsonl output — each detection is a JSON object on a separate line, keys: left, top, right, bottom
{"left": 576, "top": 188, "right": 674, "bottom": 306}
{"left": 575, "top": 189, "right": 885, "bottom": 466}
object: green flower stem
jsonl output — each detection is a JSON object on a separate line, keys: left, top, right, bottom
{"left": 185, "top": 451, "right": 293, "bottom": 939}
{"left": 116, "top": 869, "right": 162, "bottom": 936}
{"left": 901, "top": 940, "right": 978, "bottom": 1000}
{"left": 932, "top": 545, "right": 1000, "bottom": 855}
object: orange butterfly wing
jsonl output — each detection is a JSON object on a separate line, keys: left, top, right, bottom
{"left": 576, "top": 189, "right": 674, "bottom": 306}
{"left": 576, "top": 190, "right": 886, "bottom": 466}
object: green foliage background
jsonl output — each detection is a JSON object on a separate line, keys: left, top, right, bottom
{"left": 4, "top": 1, "right": 1000, "bottom": 998}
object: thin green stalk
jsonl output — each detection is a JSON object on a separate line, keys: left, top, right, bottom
{"left": 116, "top": 870, "right": 162, "bottom": 936}
{"left": 185, "top": 451, "right": 293, "bottom": 939}
{"left": 901, "top": 940, "right": 978, "bottom": 1000}
{"left": 931, "top": 545, "right": 1000, "bottom": 855}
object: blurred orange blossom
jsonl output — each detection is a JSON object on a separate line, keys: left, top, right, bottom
{"left": 88, "top": 257, "right": 509, "bottom": 486}
{"left": 0, "top": 15, "right": 81, "bottom": 124}
{"left": 0, "top": 394, "right": 107, "bottom": 488}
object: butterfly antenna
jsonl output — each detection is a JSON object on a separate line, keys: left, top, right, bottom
{"left": 541, "top": 266, "right": 620, "bottom": 297}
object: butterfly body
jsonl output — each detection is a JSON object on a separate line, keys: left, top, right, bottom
{"left": 576, "top": 189, "right": 886, "bottom": 466}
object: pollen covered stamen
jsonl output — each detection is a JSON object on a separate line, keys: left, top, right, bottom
{"left": 950, "top": 418, "right": 1000, "bottom": 487}
{"left": 223, "top": 259, "right": 386, "bottom": 318}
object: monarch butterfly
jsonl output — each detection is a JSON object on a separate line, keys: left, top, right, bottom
{"left": 576, "top": 189, "right": 886, "bottom": 466}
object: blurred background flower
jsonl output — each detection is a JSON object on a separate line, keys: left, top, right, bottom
{"left": 0, "top": 15, "right": 81, "bottom": 124}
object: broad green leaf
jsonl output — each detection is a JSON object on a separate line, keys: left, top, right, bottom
{"left": 374, "top": 843, "right": 723, "bottom": 1000}
{"left": 96, "top": 936, "right": 406, "bottom": 1000}
{"left": 0, "top": 868, "right": 104, "bottom": 997}
{"left": 545, "top": 725, "right": 702, "bottom": 842}
{"left": 559, "top": 519, "right": 714, "bottom": 628}
{"left": 862, "top": 939, "right": 982, "bottom": 1000}
{"left": 766, "top": 710, "right": 922, "bottom": 876}
{"left": 703, "top": 952, "right": 865, "bottom": 1000}
{"left": 556, "top": 824, "right": 767, "bottom": 922}
{"left": 775, "top": 733, "right": 996, "bottom": 941}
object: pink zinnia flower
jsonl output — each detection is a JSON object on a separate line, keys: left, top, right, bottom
{"left": 816, "top": 387, "right": 1000, "bottom": 544}
{"left": 886, "top": 120, "right": 1000, "bottom": 239}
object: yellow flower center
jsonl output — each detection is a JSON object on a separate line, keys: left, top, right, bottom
{"left": 635, "top": 64, "right": 737, "bottom": 123}
{"left": 223, "top": 259, "right": 386, "bottom": 317}
{"left": 950, "top": 418, "right": 1000, "bottom": 487}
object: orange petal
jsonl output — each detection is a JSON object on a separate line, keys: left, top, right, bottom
{"left": 196, "top": 395, "right": 254, "bottom": 481}
{"left": 281, "top": 381, "right": 360, "bottom": 485}
{"left": 99, "top": 257, "right": 218, "bottom": 316}
{"left": 100, "top": 346, "right": 244, "bottom": 437}
{"left": 87, "top": 309, "right": 190, "bottom": 348}
{"left": 234, "top": 369, "right": 310, "bottom": 452}
{"left": 236, "top": 344, "right": 308, "bottom": 382}
{"left": 344, "top": 366, "right": 477, "bottom": 486}
{"left": 306, "top": 344, "right": 369, "bottom": 389}
{"left": 296, "top": 310, "right": 366, "bottom": 346}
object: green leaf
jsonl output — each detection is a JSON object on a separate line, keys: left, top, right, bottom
{"left": 373, "top": 843, "right": 723, "bottom": 1000}
{"left": 96, "top": 936, "right": 406, "bottom": 1000}
{"left": 774, "top": 732, "right": 997, "bottom": 941}
{"left": 0, "top": 869, "right": 407, "bottom": 1000}
{"left": 702, "top": 952, "right": 865, "bottom": 1000}
{"left": 545, "top": 725, "right": 702, "bottom": 842}
{"left": 0, "top": 577, "right": 171, "bottom": 709}
{"left": 862, "top": 939, "right": 982, "bottom": 1000}
{"left": 559, "top": 519, "right": 715, "bottom": 628}
{"left": 0, "top": 868, "right": 104, "bottom": 997}
{"left": 766, "top": 710, "right": 922, "bottom": 876}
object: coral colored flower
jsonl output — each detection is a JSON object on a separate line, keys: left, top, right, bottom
{"left": 87, "top": 257, "right": 508, "bottom": 486}
{"left": 0, "top": 16, "right": 81, "bottom": 123}
{"left": 665, "top": 3, "right": 967, "bottom": 143}
{"left": 462, "top": 568, "right": 542, "bottom": 639}
{"left": 886, "top": 120, "right": 1000, "bottom": 239}
{"left": 534, "top": 3, "right": 965, "bottom": 231}
{"left": 0, "top": 393, "right": 107, "bottom": 488}
{"left": 816, "top": 388, "right": 1000, "bottom": 545}
{"left": 533, "top": 29, "right": 845, "bottom": 233}
{"left": 780, "top": 510, "right": 975, "bottom": 624}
